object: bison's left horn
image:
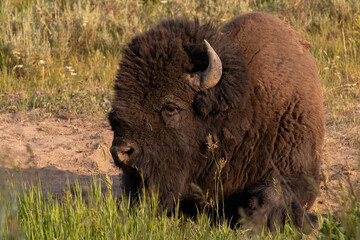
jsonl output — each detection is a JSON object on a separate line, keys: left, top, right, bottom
{"left": 188, "top": 40, "right": 222, "bottom": 91}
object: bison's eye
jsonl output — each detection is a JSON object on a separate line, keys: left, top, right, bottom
{"left": 161, "top": 104, "right": 179, "bottom": 116}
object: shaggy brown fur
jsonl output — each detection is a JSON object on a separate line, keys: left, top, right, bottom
{"left": 109, "top": 12, "right": 325, "bottom": 230}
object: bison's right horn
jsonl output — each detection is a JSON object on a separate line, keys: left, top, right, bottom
{"left": 188, "top": 40, "right": 222, "bottom": 91}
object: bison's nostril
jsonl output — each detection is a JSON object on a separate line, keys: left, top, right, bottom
{"left": 117, "top": 146, "right": 131, "bottom": 154}
{"left": 125, "top": 147, "right": 134, "bottom": 156}
{"left": 110, "top": 144, "right": 137, "bottom": 167}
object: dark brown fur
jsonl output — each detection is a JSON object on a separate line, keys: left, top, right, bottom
{"left": 109, "top": 12, "right": 325, "bottom": 229}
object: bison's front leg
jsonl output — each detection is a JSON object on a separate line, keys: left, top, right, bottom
{"left": 242, "top": 176, "right": 318, "bottom": 230}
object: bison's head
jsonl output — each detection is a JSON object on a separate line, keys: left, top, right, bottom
{"left": 109, "top": 18, "right": 250, "bottom": 210}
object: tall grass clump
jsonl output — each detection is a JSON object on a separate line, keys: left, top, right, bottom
{"left": 318, "top": 177, "right": 360, "bottom": 239}
{"left": 0, "top": 178, "right": 244, "bottom": 239}
{"left": 0, "top": 184, "right": 23, "bottom": 239}
{"left": 0, "top": 177, "right": 358, "bottom": 239}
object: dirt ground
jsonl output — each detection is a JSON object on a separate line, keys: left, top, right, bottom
{"left": 0, "top": 110, "right": 359, "bottom": 214}
{"left": 0, "top": 111, "right": 122, "bottom": 198}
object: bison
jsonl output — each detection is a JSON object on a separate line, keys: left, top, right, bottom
{"left": 109, "top": 12, "right": 325, "bottom": 229}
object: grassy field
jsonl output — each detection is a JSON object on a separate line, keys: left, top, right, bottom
{"left": 0, "top": 0, "right": 359, "bottom": 239}
{"left": 0, "top": 0, "right": 359, "bottom": 127}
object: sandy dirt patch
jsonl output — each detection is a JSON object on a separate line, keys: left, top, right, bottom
{"left": 0, "top": 111, "right": 121, "bottom": 197}
{"left": 0, "top": 110, "right": 358, "bottom": 214}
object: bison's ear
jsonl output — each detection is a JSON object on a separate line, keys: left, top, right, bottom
{"left": 192, "top": 67, "right": 250, "bottom": 116}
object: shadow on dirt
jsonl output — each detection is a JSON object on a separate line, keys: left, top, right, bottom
{"left": 0, "top": 166, "right": 122, "bottom": 199}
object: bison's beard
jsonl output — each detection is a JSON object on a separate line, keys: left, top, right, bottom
{"left": 119, "top": 144, "right": 194, "bottom": 213}
{"left": 120, "top": 166, "right": 142, "bottom": 201}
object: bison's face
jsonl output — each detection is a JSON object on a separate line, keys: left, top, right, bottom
{"left": 108, "top": 38, "right": 224, "bottom": 208}
{"left": 108, "top": 73, "right": 209, "bottom": 209}
{"left": 109, "top": 80, "right": 203, "bottom": 170}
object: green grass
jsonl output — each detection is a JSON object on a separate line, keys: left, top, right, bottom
{"left": 0, "top": 177, "right": 359, "bottom": 239}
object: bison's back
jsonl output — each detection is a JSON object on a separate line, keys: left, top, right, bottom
{"left": 221, "top": 12, "right": 325, "bottom": 183}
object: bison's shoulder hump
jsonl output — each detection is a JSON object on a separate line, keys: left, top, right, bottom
{"left": 221, "top": 12, "right": 311, "bottom": 53}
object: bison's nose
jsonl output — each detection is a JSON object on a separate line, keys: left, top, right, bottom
{"left": 110, "top": 144, "right": 137, "bottom": 167}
